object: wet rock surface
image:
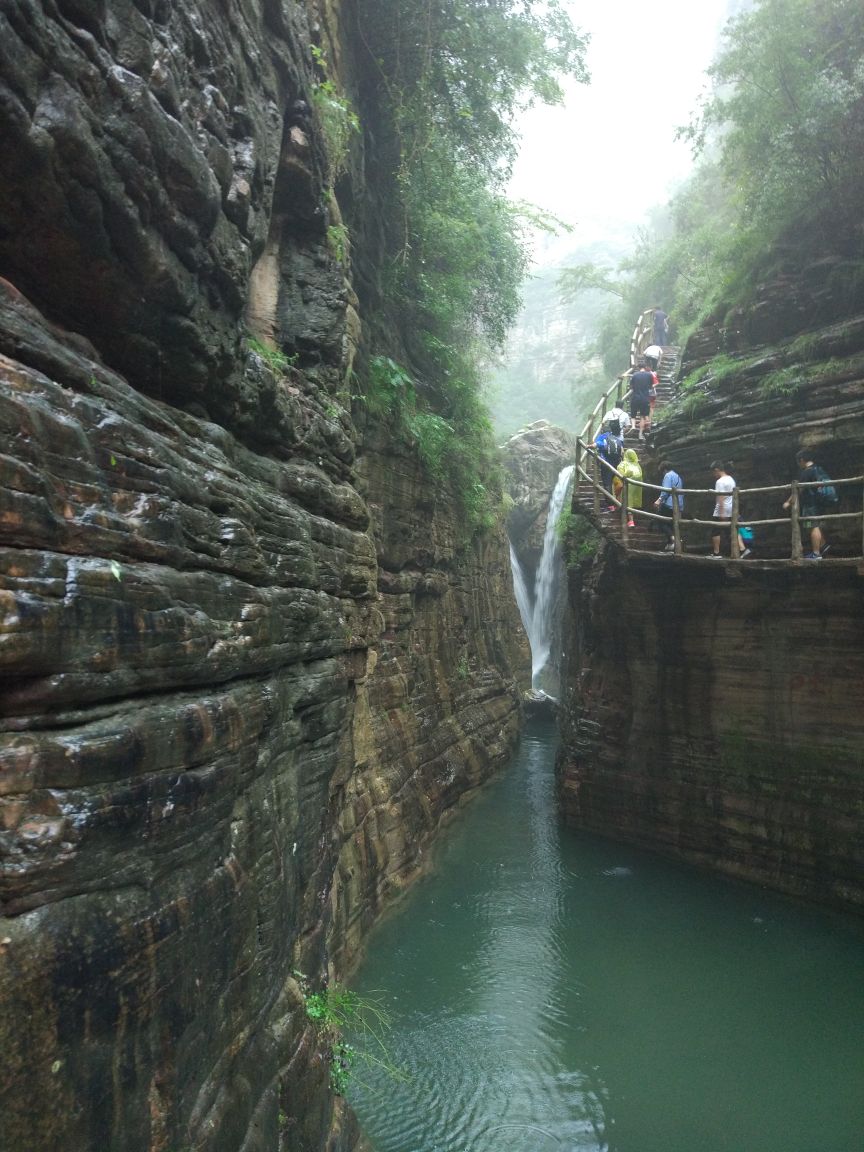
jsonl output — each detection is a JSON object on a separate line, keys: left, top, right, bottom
{"left": 558, "top": 313, "right": 864, "bottom": 911}
{"left": 502, "top": 420, "right": 576, "bottom": 568}
{"left": 0, "top": 4, "right": 524, "bottom": 1150}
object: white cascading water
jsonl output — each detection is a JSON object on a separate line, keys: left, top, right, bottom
{"left": 509, "top": 464, "right": 575, "bottom": 691}
{"left": 509, "top": 542, "right": 534, "bottom": 647}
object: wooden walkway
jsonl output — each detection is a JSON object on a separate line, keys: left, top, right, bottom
{"left": 571, "top": 311, "right": 864, "bottom": 564}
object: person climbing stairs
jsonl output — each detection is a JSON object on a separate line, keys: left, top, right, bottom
{"left": 574, "top": 343, "right": 680, "bottom": 549}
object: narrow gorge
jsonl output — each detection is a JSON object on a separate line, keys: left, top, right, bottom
{"left": 2, "top": 2, "right": 864, "bottom": 1151}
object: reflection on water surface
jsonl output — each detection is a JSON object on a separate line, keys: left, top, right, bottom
{"left": 348, "top": 721, "right": 864, "bottom": 1152}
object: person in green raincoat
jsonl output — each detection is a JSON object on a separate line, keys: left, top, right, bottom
{"left": 619, "top": 448, "right": 643, "bottom": 528}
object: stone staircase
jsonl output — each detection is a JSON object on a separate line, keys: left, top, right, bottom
{"left": 574, "top": 346, "right": 680, "bottom": 549}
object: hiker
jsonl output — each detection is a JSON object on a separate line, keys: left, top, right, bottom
{"left": 654, "top": 460, "right": 683, "bottom": 551}
{"left": 738, "top": 523, "right": 754, "bottom": 559}
{"left": 643, "top": 344, "right": 663, "bottom": 371}
{"left": 653, "top": 308, "right": 669, "bottom": 345}
{"left": 782, "top": 450, "right": 836, "bottom": 558}
{"left": 629, "top": 363, "right": 654, "bottom": 439}
{"left": 595, "top": 421, "right": 623, "bottom": 511}
{"left": 619, "top": 448, "right": 643, "bottom": 528}
{"left": 710, "top": 460, "right": 735, "bottom": 557}
{"left": 603, "top": 403, "right": 631, "bottom": 438}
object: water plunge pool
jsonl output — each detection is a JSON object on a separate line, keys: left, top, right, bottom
{"left": 347, "top": 720, "right": 864, "bottom": 1152}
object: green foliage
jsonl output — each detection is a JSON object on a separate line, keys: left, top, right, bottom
{"left": 759, "top": 367, "right": 801, "bottom": 398}
{"left": 354, "top": 0, "right": 587, "bottom": 508}
{"left": 296, "top": 973, "right": 404, "bottom": 1096}
{"left": 246, "top": 336, "right": 296, "bottom": 373}
{"left": 310, "top": 45, "right": 360, "bottom": 178}
{"left": 564, "top": 514, "right": 601, "bottom": 565}
{"left": 362, "top": 357, "right": 502, "bottom": 536}
{"left": 327, "top": 223, "right": 349, "bottom": 264}
{"left": 580, "top": 1, "right": 864, "bottom": 373}
{"left": 558, "top": 263, "right": 626, "bottom": 302}
{"left": 679, "top": 391, "right": 710, "bottom": 419}
{"left": 701, "top": 355, "right": 739, "bottom": 385}
{"left": 689, "top": 0, "right": 864, "bottom": 265}
{"left": 555, "top": 503, "right": 572, "bottom": 543}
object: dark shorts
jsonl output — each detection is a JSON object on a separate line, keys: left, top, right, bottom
{"left": 712, "top": 518, "right": 731, "bottom": 536}
{"left": 801, "top": 518, "right": 822, "bottom": 530}
{"left": 630, "top": 396, "right": 650, "bottom": 417}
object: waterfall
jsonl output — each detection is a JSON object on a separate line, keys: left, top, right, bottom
{"left": 509, "top": 543, "right": 534, "bottom": 644}
{"left": 509, "top": 464, "right": 575, "bottom": 692}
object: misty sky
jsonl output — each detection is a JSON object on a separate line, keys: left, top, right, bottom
{"left": 509, "top": 0, "right": 734, "bottom": 261}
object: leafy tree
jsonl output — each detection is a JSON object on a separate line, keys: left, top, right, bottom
{"left": 353, "top": 0, "right": 589, "bottom": 531}
{"left": 688, "top": 0, "right": 864, "bottom": 267}
{"left": 577, "top": 0, "right": 864, "bottom": 374}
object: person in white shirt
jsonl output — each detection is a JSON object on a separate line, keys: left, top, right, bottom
{"left": 643, "top": 344, "right": 663, "bottom": 370}
{"left": 603, "top": 405, "right": 631, "bottom": 437}
{"left": 711, "top": 460, "right": 735, "bottom": 557}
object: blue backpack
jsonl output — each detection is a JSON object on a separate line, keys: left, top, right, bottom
{"left": 814, "top": 465, "right": 838, "bottom": 505}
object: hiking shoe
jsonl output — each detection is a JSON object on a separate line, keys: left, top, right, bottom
{"left": 804, "top": 552, "right": 823, "bottom": 560}
{"left": 663, "top": 542, "right": 676, "bottom": 552}
{"left": 740, "top": 548, "right": 751, "bottom": 559}
{"left": 627, "top": 519, "right": 635, "bottom": 528}
{"left": 709, "top": 552, "right": 723, "bottom": 558}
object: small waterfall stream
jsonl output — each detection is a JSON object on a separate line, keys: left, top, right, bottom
{"left": 509, "top": 463, "right": 574, "bottom": 692}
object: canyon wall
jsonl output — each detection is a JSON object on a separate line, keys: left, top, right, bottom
{"left": 0, "top": 4, "right": 526, "bottom": 1150}
{"left": 558, "top": 303, "right": 864, "bottom": 911}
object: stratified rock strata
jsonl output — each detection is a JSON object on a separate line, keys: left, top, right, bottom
{"left": 0, "top": 3, "right": 526, "bottom": 1150}
{"left": 558, "top": 309, "right": 864, "bottom": 912}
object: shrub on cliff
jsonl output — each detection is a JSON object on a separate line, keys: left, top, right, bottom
{"left": 355, "top": 0, "right": 588, "bottom": 527}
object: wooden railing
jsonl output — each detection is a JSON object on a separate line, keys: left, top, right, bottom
{"left": 577, "top": 374, "right": 632, "bottom": 478}
{"left": 577, "top": 439, "right": 864, "bottom": 560}
{"left": 629, "top": 308, "right": 657, "bottom": 367}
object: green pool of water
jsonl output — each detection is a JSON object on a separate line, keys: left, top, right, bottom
{"left": 347, "top": 719, "right": 864, "bottom": 1152}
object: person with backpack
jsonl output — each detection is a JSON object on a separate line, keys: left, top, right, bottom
{"left": 782, "top": 450, "right": 837, "bottom": 558}
{"left": 603, "top": 404, "right": 631, "bottom": 437}
{"left": 654, "top": 460, "right": 684, "bottom": 551}
{"left": 595, "top": 421, "right": 623, "bottom": 511}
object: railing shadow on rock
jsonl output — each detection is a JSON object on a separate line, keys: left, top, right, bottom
{"left": 576, "top": 440, "right": 864, "bottom": 562}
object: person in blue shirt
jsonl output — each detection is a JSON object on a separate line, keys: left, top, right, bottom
{"left": 654, "top": 460, "right": 683, "bottom": 551}
{"left": 594, "top": 421, "right": 623, "bottom": 511}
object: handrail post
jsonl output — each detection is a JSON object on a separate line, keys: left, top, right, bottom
{"left": 730, "top": 488, "right": 740, "bottom": 559}
{"left": 620, "top": 477, "right": 629, "bottom": 546}
{"left": 790, "top": 481, "right": 802, "bottom": 560}
{"left": 616, "top": 375, "right": 624, "bottom": 406}
{"left": 861, "top": 481, "right": 864, "bottom": 559}
{"left": 592, "top": 451, "right": 600, "bottom": 518}
{"left": 672, "top": 489, "right": 682, "bottom": 555}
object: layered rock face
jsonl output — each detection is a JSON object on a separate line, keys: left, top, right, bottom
{"left": 558, "top": 309, "right": 864, "bottom": 911}
{"left": 0, "top": 4, "right": 525, "bottom": 1151}
{"left": 559, "top": 547, "right": 864, "bottom": 908}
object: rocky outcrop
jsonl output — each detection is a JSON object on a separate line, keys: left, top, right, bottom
{"left": 0, "top": 4, "right": 524, "bottom": 1151}
{"left": 557, "top": 311, "right": 864, "bottom": 912}
{"left": 502, "top": 421, "right": 575, "bottom": 697}
{"left": 503, "top": 420, "right": 576, "bottom": 570}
